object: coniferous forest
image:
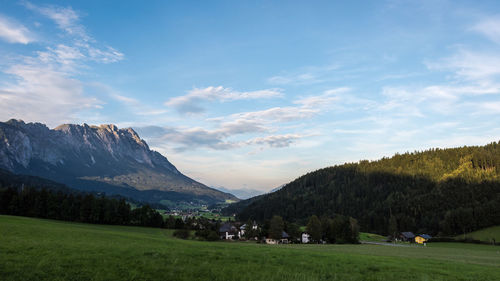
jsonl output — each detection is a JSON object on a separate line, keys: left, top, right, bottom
{"left": 226, "top": 141, "right": 500, "bottom": 236}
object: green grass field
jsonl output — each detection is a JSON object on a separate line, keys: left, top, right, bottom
{"left": 457, "top": 226, "right": 500, "bottom": 243}
{"left": 1, "top": 215, "right": 499, "bottom": 281}
{"left": 359, "top": 232, "right": 387, "bottom": 242}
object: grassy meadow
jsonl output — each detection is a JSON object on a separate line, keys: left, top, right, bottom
{"left": 457, "top": 225, "right": 500, "bottom": 244}
{"left": 1, "top": 215, "right": 499, "bottom": 281}
{"left": 359, "top": 232, "right": 387, "bottom": 242}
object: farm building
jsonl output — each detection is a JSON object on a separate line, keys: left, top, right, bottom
{"left": 265, "top": 231, "right": 290, "bottom": 244}
{"left": 301, "top": 233, "right": 310, "bottom": 243}
{"left": 219, "top": 223, "right": 238, "bottom": 240}
{"left": 399, "top": 232, "right": 415, "bottom": 242}
{"left": 415, "top": 234, "right": 432, "bottom": 244}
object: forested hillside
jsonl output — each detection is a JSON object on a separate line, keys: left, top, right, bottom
{"left": 226, "top": 142, "right": 500, "bottom": 236}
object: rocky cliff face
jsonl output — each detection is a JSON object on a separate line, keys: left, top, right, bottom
{"left": 0, "top": 119, "right": 236, "bottom": 204}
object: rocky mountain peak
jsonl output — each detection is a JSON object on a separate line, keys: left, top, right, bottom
{"left": 0, "top": 119, "right": 238, "bottom": 205}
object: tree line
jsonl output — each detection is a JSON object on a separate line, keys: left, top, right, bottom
{"left": 0, "top": 186, "right": 165, "bottom": 227}
{"left": 227, "top": 141, "right": 500, "bottom": 236}
{"left": 0, "top": 185, "right": 233, "bottom": 234}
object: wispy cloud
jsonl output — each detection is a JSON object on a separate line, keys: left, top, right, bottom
{"left": 0, "top": 64, "right": 101, "bottom": 126}
{"left": 246, "top": 134, "right": 304, "bottom": 148}
{"left": 0, "top": 15, "right": 34, "bottom": 44}
{"left": 23, "top": 2, "right": 123, "bottom": 63}
{"left": 23, "top": 1, "right": 88, "bottom": 40}
{"left": 427, "top": 49, "right": 500, "bottom": 81}
{"left": 141, "top": 87, "right": 355, "bottom": 152}
{"left": 294, "top": 87, "right": 350, "bottom": 108}
{"left": 0, "top": 3, "right": 124, "bottom": 126}
{"left": 470, "top": 17, "right": 500, "bottom": 45}
{"left": 165, "top": 86, "right": 283, "bottom": 114}
{"left": 267, "top": 64, "right": 339, "bottom": 85}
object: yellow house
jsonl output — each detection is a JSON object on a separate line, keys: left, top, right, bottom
{"left": 415, "top": 234, "right": 431, "bottom": 244}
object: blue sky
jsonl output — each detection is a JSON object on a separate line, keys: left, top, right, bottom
{"left": 1, "top": 1, "right": 500, "bottom": 191}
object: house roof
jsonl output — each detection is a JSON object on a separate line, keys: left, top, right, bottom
{"left": 401, "top": 232, "right": 415, "bottom": 238}
{"left": 419, "top": 234, "right": 432, "bottom": 239}
{"left": 219, "top": 223, "right": 236, "bottom": 233}
{"left": 282, "top": 231, "right": 289, "bottom": 238}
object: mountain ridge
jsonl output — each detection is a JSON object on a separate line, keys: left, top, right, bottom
{"left": 0, "top": 119, "right": 237, "bottom": 205}
{"left": 225, "top": 141, "right": 500, "bottom": 236}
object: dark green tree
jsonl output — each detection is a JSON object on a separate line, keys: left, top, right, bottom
{"left": 269, "top": 215, "right": 284, "bottom": 240}
{"left": 306, "top": 215, "right": 322, "bottom": 243}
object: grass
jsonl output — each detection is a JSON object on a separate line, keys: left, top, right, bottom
{"left": 359, "top": 232, "right": 387, "bottom": 242}
{"left": 1, "top": 215, "right": 500, "bottom": 281}
{"left": 457, "top": 226, "right": 500, "bottom": 244}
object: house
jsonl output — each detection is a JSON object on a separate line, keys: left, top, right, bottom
{"left": 239, "top": 224, "right": 247, "bottom": 238}
{"left": 301, "top": 233, "right": 310, "bottom": 244}
{"left": 219, "top": 223, "right": 238, "bottom": 240}
{"left": 252, "top": 221, "right": 258, "bottom": 230}
{"left": 265, "top": 231, "right": 290, "bottom": 244}
{"left": 265, "top": 238, "right": 278, "bottom": 244}
{"left": 280, "top": 231, "right": 290, "bottom": 244}
{"left": 399, "top": 232, "right": 415, "bottom": 242}
{"left": 415, "top": 234, "right": 432, "bottom": 244}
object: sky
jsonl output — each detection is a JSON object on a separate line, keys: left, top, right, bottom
{"left": 1, "top": 1, "right": 500, "bottom": 192}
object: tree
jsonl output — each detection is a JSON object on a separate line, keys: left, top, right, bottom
{"left": 286, "top": 222, "right": 301, "bottom": 242}
{"left": 306, "top": 215, "right": 322, "bottom": 243}
{"left": 348, "top": 217, "right": 360, "bottom": 243}
{"left": 269, "top": 215, "right": 284, "bottom": 240}
{"left": 388, "top": 215, "right": 398, "bottom": 240}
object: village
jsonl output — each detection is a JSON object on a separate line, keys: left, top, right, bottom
{"left": 213, "top": 220, "right": 433, "bottom": 245}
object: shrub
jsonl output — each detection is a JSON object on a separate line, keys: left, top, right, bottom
{"left": 173, "top": 229, "right": 190, "bottom": 239}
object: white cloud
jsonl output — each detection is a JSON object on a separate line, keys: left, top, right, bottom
{"left": 471, "top": 17, "right": 500, "bottom": 45}
{"left": 246, "top": 134, "right": 304, "bottom": 148}
{"left": 165, "top": 86, "right": 283, "bottom": 114}
{"left": 0, "top": 64, "right": 100, "bottom": 126}
{"left": 24, "top": 1, "right": 88, "bottom": 40}
{"left": 294, "top": 87, "right": 350, "bottom": 108}
{"left": 0, "top": 15, "right": 33, "bottom": 44}
{"left": 267, "top": 64, "right": 339, "bottom": 85}
{"left": 24, "top": 2, "right": 123, "bottom": 64}
{"left": 427, "top": 49, "right": 500, "bottom": 81}
{"left": 0, "top": 3, "right": 125, "bottom": 126}
{"left": 228, "top": 106, "right": 318, "bottom": 123}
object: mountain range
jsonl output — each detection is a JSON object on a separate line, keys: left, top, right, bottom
{"left": 212, "top": 186, "right": 265, "bottom": 200}
{"left": 0, "top": 119, "right": 237, "bottom": 207}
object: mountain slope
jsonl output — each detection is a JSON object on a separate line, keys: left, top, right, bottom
{"left": 0, "top": 119, "right": 237, "bottom": 205}
{"left": 225, "top": 142, "right": 500, "bottom": 235}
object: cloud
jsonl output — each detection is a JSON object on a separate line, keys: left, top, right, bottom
{"left": 267, "top": 64, "right": 339, "bottom": 85}
{"left": 0, "top": 15, "right": 34, "bottom": 44}
{"left": 24, "top": 2, "right": 123, "bottom": 63}
{"left": 379, "top": 83, "right": 500, "bottom": 118}
{"left": 0, "top": 64, "right": 100, "bottom": 126}
{"left": 471, "top": 17, "right": 500, "bottom": 45}
{"left": 136, "top": 118, "right": 268, "bottom": 151}
{"left": 165, "top": 86, "right": 283, "bottom": 114}
{"left": 23, "top": 1, "right": 88, "bottom": 40}
{"left": 140, "top": 88, "right": 355, "bottom": 151}
{"left": 0, "top": 3, "right": 124, "bottom": 126}
{"left": 427, "top": 49, "right": 500, "bottom": 81}
{"left": 294, "top": 87, "right": 350, "bottom": 108}
{"left": 246, "top": 134, "right": 304, "bottom": 148}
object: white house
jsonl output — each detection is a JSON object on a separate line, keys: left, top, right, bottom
{"left": 239, "top": 224, "right": 247, "bottom": 238}
{"left": 219, "top": 223, "right": 238, "bottom": 240}
{"left": 265, "top": 238, "right": 277, "bottom": 244}
{"left": 301, "top": 233, "right": 310, "bottom": 244}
